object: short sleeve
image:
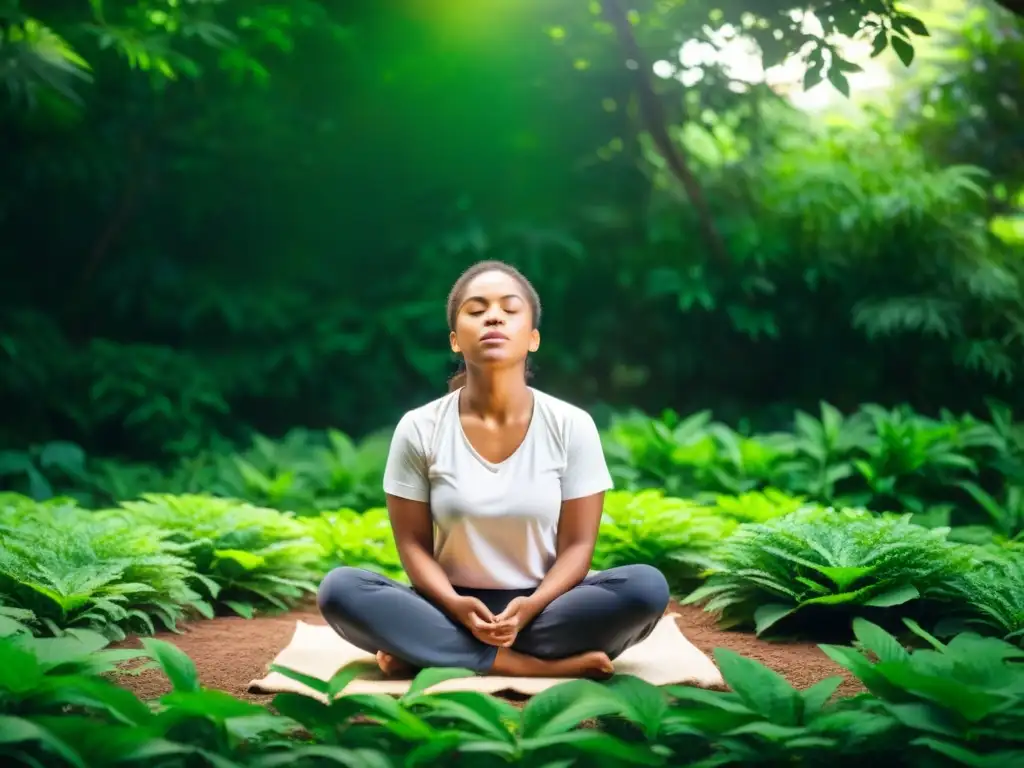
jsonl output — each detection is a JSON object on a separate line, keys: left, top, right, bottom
{"left": 382, "top": 412, "right": 431, "bottom": 502}
{"left": 560, "top": 409, "right": 614, "bottom": 501}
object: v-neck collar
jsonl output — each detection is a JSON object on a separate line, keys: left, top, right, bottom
{"left": 454, "top": 387, "right": 537, "bottom": 472}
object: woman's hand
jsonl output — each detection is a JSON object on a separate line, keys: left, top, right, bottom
{"left": 447, "top": 595, "right": 517, "bottom": 646}
{"left": 491, "top": 596, "right": 541, "bottom": 647}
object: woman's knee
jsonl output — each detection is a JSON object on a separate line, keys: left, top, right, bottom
{"left": 316, "top": 566, "right": 365, "bottom": 621}
{"left": 616, "top": 564, "right": 671, "bottom": 618}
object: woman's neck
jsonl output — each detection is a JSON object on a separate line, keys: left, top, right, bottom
{"left": 461, "top": 367, "right": 532, "bottom": 424}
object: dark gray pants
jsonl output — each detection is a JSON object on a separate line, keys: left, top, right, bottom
{"left": 317, "top": 564, "right": 671, "bottom": 673}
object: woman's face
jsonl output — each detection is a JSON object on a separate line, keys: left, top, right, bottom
{"left": 450, "top": 270, "right": 539, "bottom": 370}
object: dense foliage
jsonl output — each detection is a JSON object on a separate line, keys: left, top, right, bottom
{"left": 3, "top": 0, "right": 1023, "bottom": 765}
{"left": 3, "top": 0, "right": 1021, "bottom": 467}
{"left": 4, "top": 612, "right": 1024, "bottom": 766}
{"left": 5, "top": 398, "right": 1024, "bottom": 647}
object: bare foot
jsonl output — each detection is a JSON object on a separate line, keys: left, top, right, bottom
{"left": 376, "top": 651, "right": 415, "bottom": 677}
{"left": 492, "top": 648, "right": 614, "bottom": 680}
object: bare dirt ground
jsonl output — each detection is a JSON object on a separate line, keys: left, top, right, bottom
{"left": 112, "top": 600, "right": 864, "bottom": 702}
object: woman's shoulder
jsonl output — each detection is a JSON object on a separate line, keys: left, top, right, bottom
{"left": 394, "top": 390, "right": 460, "bottom": 435}
{"left": 531, "top": 388, "right": 599, "bottom": 433}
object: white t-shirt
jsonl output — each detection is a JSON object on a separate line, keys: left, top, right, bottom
{"left": 382, "top": 388, "right": 614, "bottom": 589}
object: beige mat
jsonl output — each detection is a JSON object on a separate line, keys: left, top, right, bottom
{"left": 248, "top": 612, "right": 724, "bottom": 700}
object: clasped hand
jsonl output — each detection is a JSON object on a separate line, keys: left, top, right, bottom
{"left": 448, "top": 595, "right": 536, "bottom": 648}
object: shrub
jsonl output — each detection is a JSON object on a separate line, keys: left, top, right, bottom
{"left": 821, "top": 618, "right": 1024, "bottom": 766}
{"left": 930, "top": 545, "right": 1024, "bottom": 645}
{"left": 0, "top": 495, "right": 204, "bottom": 639}
{"left": 602, "top": 401, "right": 1022, "bottom": 526}
{"left": 701, "top": 488, "right": 810, "bottom": 524}
{"left": 5, "top": 610, "right": 1024, "bottom": 767}
{"left": 593, "top": 490, "right": 735, "bottom": 590}
{"left": 304, "top": 506, "right": 405, "bottom": 582}
{"left": 104, "top": 494, "right": 323, "bottom": 618}
{"left": 683, "top": 507, "right": 973, "bottom": 637}
{"left": 0, "top": 623, "right": 294, "bottom": 767}
{"left": 212, "top": 427, "right": 391, "bottom": 515}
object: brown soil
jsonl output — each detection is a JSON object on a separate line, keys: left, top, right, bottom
{"left": 112, "top": 600, "right": 864, "bottom": 702}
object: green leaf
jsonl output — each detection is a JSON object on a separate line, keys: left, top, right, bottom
{"left": 161, "top": 689, "right": 268, "bottom": 720}
{"left": 414, "top": 692, "right": 517, "bottom": 742}
{"left": 269, "top": 664, "right": 329, "bottom": 696}
{"left": 141, "top": 638, "right": 200, "bottom": 693}
{"left": 402, "top": 667, "right": 477, "bottom": 701}
{"left": 803, "top": 64, "right": 823, "bottom": 91}
{"left": 0, "top": 715, "right": 87, "bottom": 768}
{"left": 520, "top": 730, "right": 663, "bottom": 765}
{"left": 912, "top": 738, "right": 1024, "bottom": 767}
{"left": 851, "top": 619, "right": 908, "bottom": 663}
{"left": 713, "top": 648, "right": 800, "bottom": 725}
{"left": 863, "top": 583, "right": 919, "bottom": 607}
{"left": 249, "top": 745, "right": 371, "bottom": 768}
{"left": 894, "top": 15, "right": 929, "bottom": 38}
{"left": 328, "top": 660, "right": 380, "bottom": 700}
{"left": 800, "top": 676, "right": 843, "bottom": 713}
{"left": 604, "top": 674, "right": 669, "bottom": 738}
{"left": 890, "top": 36, "right": 914, "bottom": 67}
{"left": 873, "top": 662, "right": 1008, "bottom": 722}
{"left": 521, "top": 679, "right": 623, "bottom": 737}
{"left": 213, "top": 549, "right": 267, "bottom": 569}
{"left": 754, "top": 603, "right": 797, "bottom": 635}
{"left": 827, "top": 66, "right": 850, "bottom": 97}
{"left": 224, "top": 601, "right": 255, "bottom": 618}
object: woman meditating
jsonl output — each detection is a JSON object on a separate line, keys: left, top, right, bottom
{"left": 317, "top": 260, "right": 670, "bottom": 679}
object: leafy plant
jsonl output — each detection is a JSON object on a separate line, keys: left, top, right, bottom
{"left": 594, "top": 490, "right": 734, "bottom": 590}
{"left": 104, "top": 494, "right": 323, "bottom": 618}
{"left": 821, "top": 617, "right": 1024, "bottom": 766}
{"left": 768, "top": 402, "right": 875, "bottom": 503}
{"left": 683, "top": 507, "right": 972, "bottom": 637}
{"left": 304, "top": 506, "right": 405, "bottom": 582}
{"left": 0, "top": 495, "right": 205, "bottom": 639}
{"left": 0, "top": 441, "right": 88, "bottom": 501}
{"left": 930, "top": 546, "right": 1024, "bottom": 645}
{"left": 701, "top": 488, "right": 809, "bottom": 524}
{"left": 215, "top": 427, "right": 391, "bottom": 515}
{"left": 0, "top": 623, "right": 295, "bottom": 767}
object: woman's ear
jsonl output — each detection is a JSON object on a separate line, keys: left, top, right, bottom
{"left": 450, "top": 330, "right": 460, "bottom": 354}
{"left": 528, "top": 328, "right": 540, "bottom": 353}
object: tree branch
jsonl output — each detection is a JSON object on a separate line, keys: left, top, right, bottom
{"left": 601, "top": 0, "right": 730, "bottom": 263}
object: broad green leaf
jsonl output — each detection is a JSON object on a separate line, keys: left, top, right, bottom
{"left": 816, "top": 565, "right": 872, "bottom": 591}
{"left": 414, "top": 693, "right": 516, "bottom": 742}
{"left": 141, "top": 638, "right": 200, "bottom": 693}
{"left": 402, "top": 666, "right": 477, "bottom": 701}
{"left": 521, "top": 679, "right": 624, "bottom": 738}
{"left": 520, "top": 730, "right": 663, "bottom": 765}
{"left": 863, "top": 584, "right": 919, "bottom": 607}
{"left": 852, "top": 619, "right": 909, "bottom": 663}
{"left": 328, "top": 660, "right": 379, "bottom": 700}
{"left": 872, "top": 662, "right": 1008, "bottom": 722}
{"left": 161, "top": 689, "right": 268, "bottom": 720}
{"left": 713, "top": 648, "right": 800, "bottom": 725}
{"left": 799, "top": 676, "right": 843, "bottom": 713}
{"left": 0, "top": 715, "right": 86, "bottom": 768}
{"left": 912, "top": 737, "right": 1024, "bottom": 768}
{"left": 754, "top": 603, "right": 797, "bottom": 635}
{"left": 604, "top": 674, "right": 669, "bottom": 737}
{"left": 269, "top": 663, "right": 329, "bottom": 696}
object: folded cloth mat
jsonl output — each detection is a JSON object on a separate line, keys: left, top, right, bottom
{"left": 248, "top": 612, "right": 724, "bottom": 700}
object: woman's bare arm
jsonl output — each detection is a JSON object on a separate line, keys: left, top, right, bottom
{"left": 516, "top": 491, "right": 604, "bottom": 621}
{"left": 386, "top": 493, "right": 463, "bottom": 613}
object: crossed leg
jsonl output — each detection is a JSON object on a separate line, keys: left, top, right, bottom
{"left": 316, "top": 564, "right": 670, "bottom": 678}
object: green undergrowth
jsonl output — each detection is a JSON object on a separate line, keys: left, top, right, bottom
{"left": 3, "top": 616, "right": 1024, "bottom": 767}
{"left": 4, "top": 487, "right": 1024, "bottom": 648}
